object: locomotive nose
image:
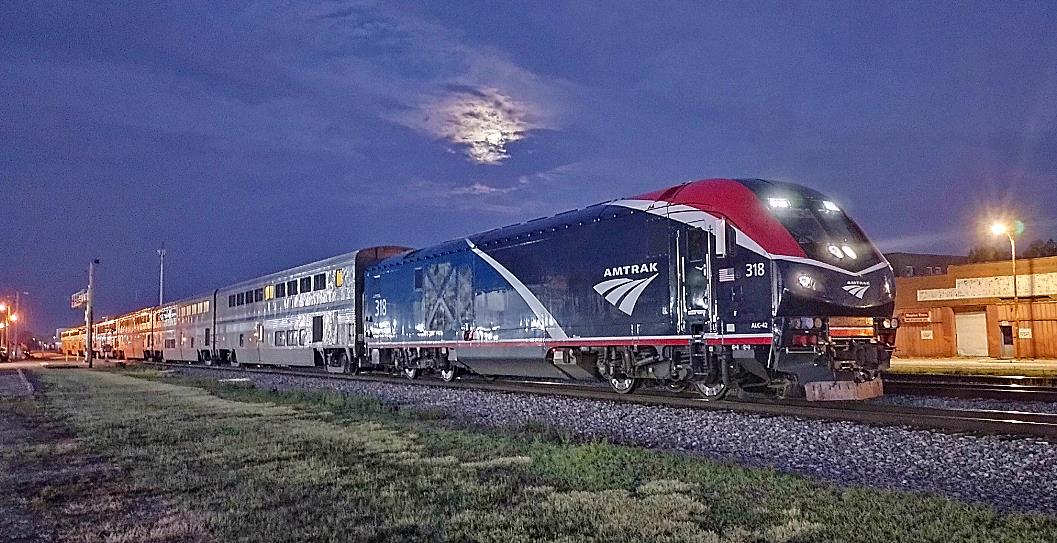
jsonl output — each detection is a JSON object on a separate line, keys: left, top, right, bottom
{"left": 779, "top": 262, "right": 895, "bottom": 314}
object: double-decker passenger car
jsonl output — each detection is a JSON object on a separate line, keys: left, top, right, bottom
{"left": 363, "top": 178, "right": 897, "bottom": 400}
{"left": 154, "top": 296, "right": 213, "bottom": 363}
{"left": 212, "top": 247, "right": 407, "bottom": 371}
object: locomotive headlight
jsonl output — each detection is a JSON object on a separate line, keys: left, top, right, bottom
{"left": 827, "top": 245, "right": 844, "bottom": 259}
{"left": 797, "top": 273, "right": 815, "bottom": 289}
{"left": 768, "top": 197, "right": 791, "bottom": 208}
{"left": 841, "top": 245, "right": 857, "bottom": 259}
{"left": 891, "top": 317, "right": 900, "bottom": 328}
{"left": 881, "top": 318, "right": 892, "bottom": 329}
{"left": 813, "top": 317, "right": 824, "bottom": 329}
{"left": 800, "top": 317, "right": 815, "bottom": 329}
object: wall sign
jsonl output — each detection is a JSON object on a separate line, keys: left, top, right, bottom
{"left": 919, "top": 329, "right": 934, "bottom": 340}
{"left": 901, "top": 311, "right": 932, "bottom": 323}
{"left": 1018, "top": 328, "right": 1033, "bottom": 339}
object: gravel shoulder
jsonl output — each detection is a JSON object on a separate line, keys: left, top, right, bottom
{"left": 172, "top": 367, "right": 1057, "bottom": 515}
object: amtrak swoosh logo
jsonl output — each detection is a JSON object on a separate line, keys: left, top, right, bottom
{"left": 593, "top": 274, "right": 658, "bottom": 315}
{"left": 842, "top": 283, "right": 870, "bottom": 299}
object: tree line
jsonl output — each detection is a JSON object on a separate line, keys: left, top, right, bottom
{"left": 967, "top": 238, "right": 1057, "bottom": 263}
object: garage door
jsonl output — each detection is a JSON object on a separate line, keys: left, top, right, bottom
{"left": 955, "top": 311, "right": 988, "bottom": 357}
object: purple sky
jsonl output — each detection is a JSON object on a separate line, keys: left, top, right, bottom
{"left": 2, "top": 2, "right": 1056, "bottom": 336}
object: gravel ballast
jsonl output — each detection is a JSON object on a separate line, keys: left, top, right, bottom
{"left": 172, "top": 367, "right": 1057, "bottom": 515}
{"left": 874, "top": 393, "right": 1057, "bottom": 414}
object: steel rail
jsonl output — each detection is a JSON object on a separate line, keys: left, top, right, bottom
{"left": 140, "top": 362, "right": 1057, "bottom": 439}
{"left": 883, "top": 372, "right": 1057, "bottom": 403}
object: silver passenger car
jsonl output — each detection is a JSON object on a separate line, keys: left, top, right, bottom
{"left": 212, "top": 246, "right": 408, "bottom": 371}
{"left": 155, "top": 296, "right": 214, "bottom": 363}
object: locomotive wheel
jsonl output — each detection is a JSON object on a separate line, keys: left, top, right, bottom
{"left": 439, "top": 367, "right": 458, "bottom": 382}
{"left": 403, "top": 367, "right": 420, "bottom": 380}
{"left": 694, "top": 381, "right": 728, "bottom": 401}
{"left": 609, "top": 376, "right": 639, "bottom": 394}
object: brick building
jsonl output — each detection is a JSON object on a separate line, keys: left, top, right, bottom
{"left": 893, "top": 255, "right": 1057, "bottom": 359}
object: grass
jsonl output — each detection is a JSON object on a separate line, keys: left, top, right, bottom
{"left": 7, "top": 369, "right": 1055, "bottom": 542}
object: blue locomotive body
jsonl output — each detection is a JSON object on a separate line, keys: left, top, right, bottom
{"left": 363, "top": 178, "right": 898, "bottom": 400}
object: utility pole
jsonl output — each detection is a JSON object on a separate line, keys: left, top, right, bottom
{"left": 12, "top": 292, "right": 27, "bottom": 360}
{"left": 1010, "top": 234, "right": 1019, "bottom": 360}
{"left": 158, "top": 246, "right": 166, "bottom": 306}
{"left": 0, "top": 301, "right": 7, "bottom": 356}
{"left": 13, "top": 293, "right": 19, "bottom": 360}
{"left": 86, "top": 259, "right": 99, "bottom": 368}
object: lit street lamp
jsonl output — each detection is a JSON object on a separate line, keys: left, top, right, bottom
{"left": 991, "top": 221, "right": 1020, "bottom": 359}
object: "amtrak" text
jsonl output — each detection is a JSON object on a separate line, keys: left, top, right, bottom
{"left": 603, "top": 262, "right": 659, "bottom": 277}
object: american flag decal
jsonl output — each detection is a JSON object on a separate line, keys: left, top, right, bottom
{"left": 718, "top": 267, "right": 736, "bottom": 282}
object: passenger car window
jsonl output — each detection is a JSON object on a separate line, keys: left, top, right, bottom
{"left": 313, "top": 273, "right": 326, "bottom": 291}
{"left": 287, "top": 280, "right": 298, "bottom": 296}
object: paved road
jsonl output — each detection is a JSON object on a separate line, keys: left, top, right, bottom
{"left": 0, "top": 351, "right": 128, "bottom": 370}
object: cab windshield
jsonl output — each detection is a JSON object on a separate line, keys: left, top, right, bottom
{"left": 768, "top": 198, "right": 883, "bottom": 269}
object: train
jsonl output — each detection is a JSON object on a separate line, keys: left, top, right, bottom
{"left": 62, "top": 178, "right": 897, "bottom": 401}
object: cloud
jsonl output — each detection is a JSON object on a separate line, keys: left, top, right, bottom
{"left": 401, "top": 87, "right": 539, "bottom": 164}
{"left": 449, "top": 181, "right": 519, "bottom": 195}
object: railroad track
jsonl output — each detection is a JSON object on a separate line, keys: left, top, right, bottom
{"left": 883, "top": 372, "right": 1057, "bottom": 403}
{"left": 141, "top": 362, "right": 1057, "bottom": 439}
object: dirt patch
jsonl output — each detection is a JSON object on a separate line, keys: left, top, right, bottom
{"left": 0, "top": 380, "right": 211, "bottom": 543}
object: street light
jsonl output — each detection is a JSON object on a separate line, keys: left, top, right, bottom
{"left": 991, "top": 221, "right": 1019, "bottom": 359}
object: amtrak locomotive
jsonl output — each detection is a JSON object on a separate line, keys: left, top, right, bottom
{"left": 62, "top": 178, "right": 896, "bottom": 401}
{"left": 363, "top": 178, "right": 896, "bottom": 400}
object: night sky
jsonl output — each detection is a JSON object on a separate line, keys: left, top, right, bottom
{"left": 2, "top": 2, "right": 1056, "bottom": 337}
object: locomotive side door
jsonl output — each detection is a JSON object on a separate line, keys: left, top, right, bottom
{"left": 674, "top": 223, "right": 714, "bottom": 335}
